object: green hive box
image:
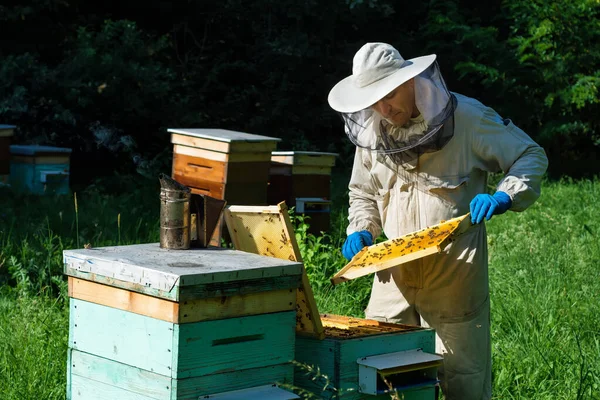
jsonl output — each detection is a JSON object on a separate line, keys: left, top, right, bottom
{"left": 64, "top": 243, "right": 303, "bottom": 399}
{"left": 10, "top": 145, "right": 72, "bottom": 194}
{"left": 293, "top": 315, "right": 441, "bottom": 400}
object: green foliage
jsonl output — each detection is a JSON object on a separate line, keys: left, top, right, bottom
{"left": 421, "top": 0, "right": 600, "bottom": 177}
{"left": 0, "top": 179, "right": 599, "bottom": 398}
{"left": 0, "top": 293, "right": 69, "bottom": 400}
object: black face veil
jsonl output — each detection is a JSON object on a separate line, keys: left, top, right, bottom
{"left": 340, "top": 61, "right": 457, "bottom": 165}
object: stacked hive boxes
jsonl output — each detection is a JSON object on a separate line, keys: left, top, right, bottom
{"left": 10, "top": 145, "right": 72, "bottom": 194}
{"left": 168, "top": 129, "right": 281, "bottom": 245}
{"left": 168, "top": 129, "right": 280, "bottom": 205}
{"left": 64, "top": 243, "right": 302, "bottom": 399}
{"left": 268, "top": 151, "right": 338, "bottom": 234}
{"left": 0, "top": 125, "right": 15, "bottom": 184}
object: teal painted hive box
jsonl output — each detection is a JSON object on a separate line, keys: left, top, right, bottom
{"left": 64, "top": 243, "right": 303, "bottom": 399}
{"left": 10, "top": 144, "right": 71, "bottom": 194}
{"left": 294, "top": 315, "right": 441, "bottom": 400}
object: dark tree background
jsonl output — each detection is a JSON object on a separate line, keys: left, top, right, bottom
{"left": 1, "top": 0, "right": 598, "bottom": 187}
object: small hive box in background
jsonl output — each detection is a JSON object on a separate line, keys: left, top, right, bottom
{"left": 10, "top": 145, "right": 72, "bottom": 195}
{"left": 64, "top": 243, "right": 303, "bottom": 399}
{"left": 268, "top": 151, "right": 338, "bottom": 234}
{"left": 0, "top": 124, "right": 16, "bottom": 184}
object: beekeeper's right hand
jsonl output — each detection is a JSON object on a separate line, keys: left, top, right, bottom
{"left": 342, "top": 230, "right": 373, "bottom": 261}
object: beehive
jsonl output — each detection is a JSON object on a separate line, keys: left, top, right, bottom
{"left": 268, "top": 151, "right": 338, "bottom": 234}
{"left": 295, "top": 315, "right": 439, "bottom": 400}
{"left": 223, "top": 204, "right": 443, "bottom": 399}
{"left": 0, "top": 124, "right": 15, "bottom": 184}
{"left": 64, "top": 243, "right": 303, "bottom": 399}
{"left": 169, "top": 129, "right": 280, "bottom": 205}
{"left": 10, "top": 145, "right": 72, "bottom": 194}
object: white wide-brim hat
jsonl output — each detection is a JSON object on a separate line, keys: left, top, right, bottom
{"left": 328, "top": 43, "right": 436, "bottom": 113}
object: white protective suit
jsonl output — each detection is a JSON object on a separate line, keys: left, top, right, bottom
{"left": 347, "top": 93, "right": 548, "bottom": 399}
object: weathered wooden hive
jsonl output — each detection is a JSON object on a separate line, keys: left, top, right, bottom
{"left": 64, "top": 243, "right": 303, "bottom": 399}
{"left": 168, "top": 128, "right": 280, "bottom": 205}
{"left": 268, "top": 151, "right": 338, "bottom": 234}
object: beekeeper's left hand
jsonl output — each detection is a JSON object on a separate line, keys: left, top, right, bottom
{"left": 470, "top": 191, "right": 512, "bottom": 224}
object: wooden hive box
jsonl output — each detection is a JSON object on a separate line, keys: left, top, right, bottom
{"left": 64, "top": 243, "right": 303, "bottom": 399}
{"left": 168, "top": 129, "right": 281, "bottom": 205}
{"left": 294, "top": 315, "right": 439, "bottom": 400}
{"left": 268, "top": 151, "right": 338, "bottom": 234}
{"left": 224, "top": 204, "right": 443, "bottom": 399}
{"left": 0, "top": 125, "right": 16, "bottom": 184}
{"left": 10, "top": 144, "right": 72, "bottom": 194}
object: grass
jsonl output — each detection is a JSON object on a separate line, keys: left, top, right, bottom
{"left": 0, "top": 176, "right": 599, "bottom": 399}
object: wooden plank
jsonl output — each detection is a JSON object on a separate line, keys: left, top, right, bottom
{"left": 69, "top": 349, "right": 171, "bottom": 400}
{"left": 223, "top": 203, "right": 325, "bottom": 339}
{"left": 202, "top": 385, "right": 299, "bottom": 399}
{"left": 69, "top": 277, "right": 179, "bottom": 322}
{"left": 70, "top": 273, "right": 297, "bottom": 323}
{"left": 66, "top": 269, "right": 178, "bottom": 301}
{"left": 331, "top": 214, "right": 471, "bottom": 285}
{"left": 173, "top": 152, "right": 228, "bottom": 184}
{"left": 69, "top": 299, "right": 175, "bottom": 377}
{"left": 171, "top": 133, "right": 277, "bottom": 154}
{"left": 175, "top": 364, "right": 294, "bottom": 399}
{"left": 173, "top": 144, "right": 272, "bottom": 163}
{"left": 183, "top": 179, "right": 225, "bottom": 199}
{"left": 178, "top": 287, "right": 296, "bottom": 323}
{"left": 10, "top": 154, "right": 70, "bottom": 164}
{"left": 167, "top": 128, "right": 281, "bottom": 144}
{"left": 70, "top": 375, "right": 159, "bottom": 400}
{"left": 178, "top": 275, "right": 301, "bottom": 302}
{"left": 68, "top": 349, "right": 295, "bottom": 400}
{"left": 173, "top": 311, "right": 296, "bottom": 378}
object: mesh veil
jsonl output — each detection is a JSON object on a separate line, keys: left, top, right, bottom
{"left": 341, "top": 61, "right": 457, "bottom": 165}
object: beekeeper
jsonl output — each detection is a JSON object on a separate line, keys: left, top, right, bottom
{"left": 328, "top": 43, "right": 548, "bottom": 399}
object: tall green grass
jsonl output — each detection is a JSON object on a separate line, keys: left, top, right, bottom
{"left": 0, "top": 177, "right": 598, "bottom": 399}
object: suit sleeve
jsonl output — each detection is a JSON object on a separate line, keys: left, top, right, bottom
{"left": 347, "top": 147, "right": 383, "bottom": 238}
{"left": 472, "top": 107, "right": 549, "bottom": 211}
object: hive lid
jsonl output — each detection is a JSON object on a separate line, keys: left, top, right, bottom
{"left": 10, "top": 145, "right": 72, "bottom": 156}
{"left": 63, "top": 243, "right": 302, "bottom": 301}
{"left": 167, "top": 128, "right": 281, "bottom": 143}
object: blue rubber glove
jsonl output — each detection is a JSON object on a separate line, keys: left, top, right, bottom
{"left": 342, "top": 230, "right": 373, "bottom": 261}
{"left": 470, "top": 191, "right": 512, "bottom": 224}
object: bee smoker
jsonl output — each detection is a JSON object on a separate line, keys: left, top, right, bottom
{"left": 159, "top": 174, "right": 226, "bottom": 249}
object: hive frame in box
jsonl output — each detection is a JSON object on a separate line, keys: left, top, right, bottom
{"left": 223, "top": 202, "right": 325, "bottom": 339}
